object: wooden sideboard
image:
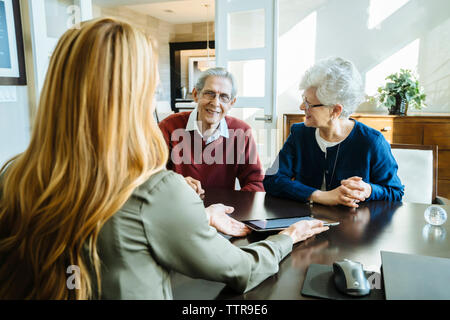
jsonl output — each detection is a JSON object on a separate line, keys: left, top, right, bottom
{"left": 283, "top": 113, "right": 450, "bottom": 198}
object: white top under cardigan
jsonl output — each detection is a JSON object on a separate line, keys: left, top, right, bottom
{"left": 315, "top": 128, "right": 343, "bottom": 191}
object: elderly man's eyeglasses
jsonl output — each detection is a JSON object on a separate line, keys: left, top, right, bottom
{"left": 201, "top": 90, "right": 232, "bottom": 104}
{"left": 302, "top": 95, "right": 325, "bottom": 110}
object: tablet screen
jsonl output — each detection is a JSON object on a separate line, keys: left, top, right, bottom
{"left": 245, "top": 216, "right": 315, "bottom": 230}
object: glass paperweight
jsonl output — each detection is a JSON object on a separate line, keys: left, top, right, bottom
{"left": 424, "top": 206, "right": 447, "bottom": 226}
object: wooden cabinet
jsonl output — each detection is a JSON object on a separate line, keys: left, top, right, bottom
{"left": 283, "top": 113, "right": 450, "bottom": 198}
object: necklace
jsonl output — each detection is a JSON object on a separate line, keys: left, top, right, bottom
{"left": 327, "top": 143, "right": 341, "bottom": 189}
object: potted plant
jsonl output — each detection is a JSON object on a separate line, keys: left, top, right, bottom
{"left": 375, "top": 69, "right": 427, "bottom": 115}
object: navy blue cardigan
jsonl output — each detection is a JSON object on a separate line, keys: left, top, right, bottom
{"left": 264, "top": 120, "right": 404, "bottom": 202}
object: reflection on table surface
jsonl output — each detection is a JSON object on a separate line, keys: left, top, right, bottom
{"left": 172, "top": 189, "right": 450, "bottom": 300}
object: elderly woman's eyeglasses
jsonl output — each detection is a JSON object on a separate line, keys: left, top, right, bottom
{"left": 302, "top": 95, "right": 325, "bottom": 110}
{"left": 201, "top": 90, "right": 232, "bottom": 104}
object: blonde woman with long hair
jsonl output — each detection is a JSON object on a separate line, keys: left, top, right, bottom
{"left": 0, "top": 18, "right": 328, "bottom": 299}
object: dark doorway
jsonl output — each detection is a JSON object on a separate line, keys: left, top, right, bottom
{"left": 169, "top": 41, "right": 215, "bottom": 112}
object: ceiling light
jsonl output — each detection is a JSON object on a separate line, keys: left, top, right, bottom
{"left": 203, "top": 2, "right": 212, "bottom": 69}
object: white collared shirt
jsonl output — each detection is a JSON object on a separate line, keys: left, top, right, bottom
{"left": 186, "top": 106, "right": 229, "bottom": 144}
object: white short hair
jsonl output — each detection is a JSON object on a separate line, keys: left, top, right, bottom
{"left": 299, "top": 57, "right": 364, "bottom": 118}
{"left": 195, "top": 67, "right": 237, "bottom": 98}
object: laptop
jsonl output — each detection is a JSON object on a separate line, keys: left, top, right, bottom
{"left": 381, "top": 251, "right": 450, "bottom": 300}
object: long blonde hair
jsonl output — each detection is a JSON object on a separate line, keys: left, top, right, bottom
{"left": 0, "top": 18, "right": 168, "bottom": 299}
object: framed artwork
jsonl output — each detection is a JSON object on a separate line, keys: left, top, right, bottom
{"left": 0, "top": 0, "right": 26, "bottom": 85}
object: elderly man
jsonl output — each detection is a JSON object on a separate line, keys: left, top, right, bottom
{"left": 159, "top": 67, "right": 264, "bottom": 194}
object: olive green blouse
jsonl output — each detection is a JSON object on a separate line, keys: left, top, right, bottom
{"left": 91, "top": 170, "right": 293, "bottom": 299}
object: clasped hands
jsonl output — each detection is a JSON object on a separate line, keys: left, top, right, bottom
{"left": 310, "top": 176, "right": 372, "bottom": 208}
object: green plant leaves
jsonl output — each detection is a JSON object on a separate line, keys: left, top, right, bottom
{"left": 375, "top": 69, "right": 426, "bottom": 111}
{"left": 386, "top": 95, "right": 396, "bottom": 107}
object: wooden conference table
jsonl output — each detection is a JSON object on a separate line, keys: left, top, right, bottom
{"left": 171, "top": 189, "right": 450, "bottom": 300}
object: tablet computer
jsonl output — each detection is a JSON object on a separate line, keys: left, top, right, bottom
{"left": 242, "top": 216, "right": 339, "bottom": 232}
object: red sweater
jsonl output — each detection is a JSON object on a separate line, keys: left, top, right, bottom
{"left": 159, "top": 112, "right": 264, "bottom": 191}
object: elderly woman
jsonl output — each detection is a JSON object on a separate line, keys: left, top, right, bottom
{"left": 264, "top": 57, "right": 404, "bottom": 207}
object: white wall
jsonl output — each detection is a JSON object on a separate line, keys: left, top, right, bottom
{"left": 0, "top": 86, "right": 30, "bottom": 167}
{"left": 0, "top": 0, "right": 36, "bottom": 167}
{"left": 419, "top": 16, "right": 450, "bottom": 113}
{"left": 0, "top": 0, "right": 89, "bottom": 167}
{"left": 277, "top": 0, "right": 450, "bottom": 118}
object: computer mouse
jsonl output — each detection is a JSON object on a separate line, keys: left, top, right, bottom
{"left": 333, "top": 259, "right": 371, "bottom": 297}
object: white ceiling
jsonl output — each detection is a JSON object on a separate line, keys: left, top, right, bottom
{"left": 93, "top": 0, "right": 215, "bottom": 25}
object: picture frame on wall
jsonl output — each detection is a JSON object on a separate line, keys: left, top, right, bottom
{"left": 0, "top": 0, "right": 26, "bottom": 86}
{"left": 188, "top": 56, "right": 216, "bottom": 93}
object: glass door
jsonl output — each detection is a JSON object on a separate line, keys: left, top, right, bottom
{"left": 215, "top": 0, "right": 279, "bottom": 170}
